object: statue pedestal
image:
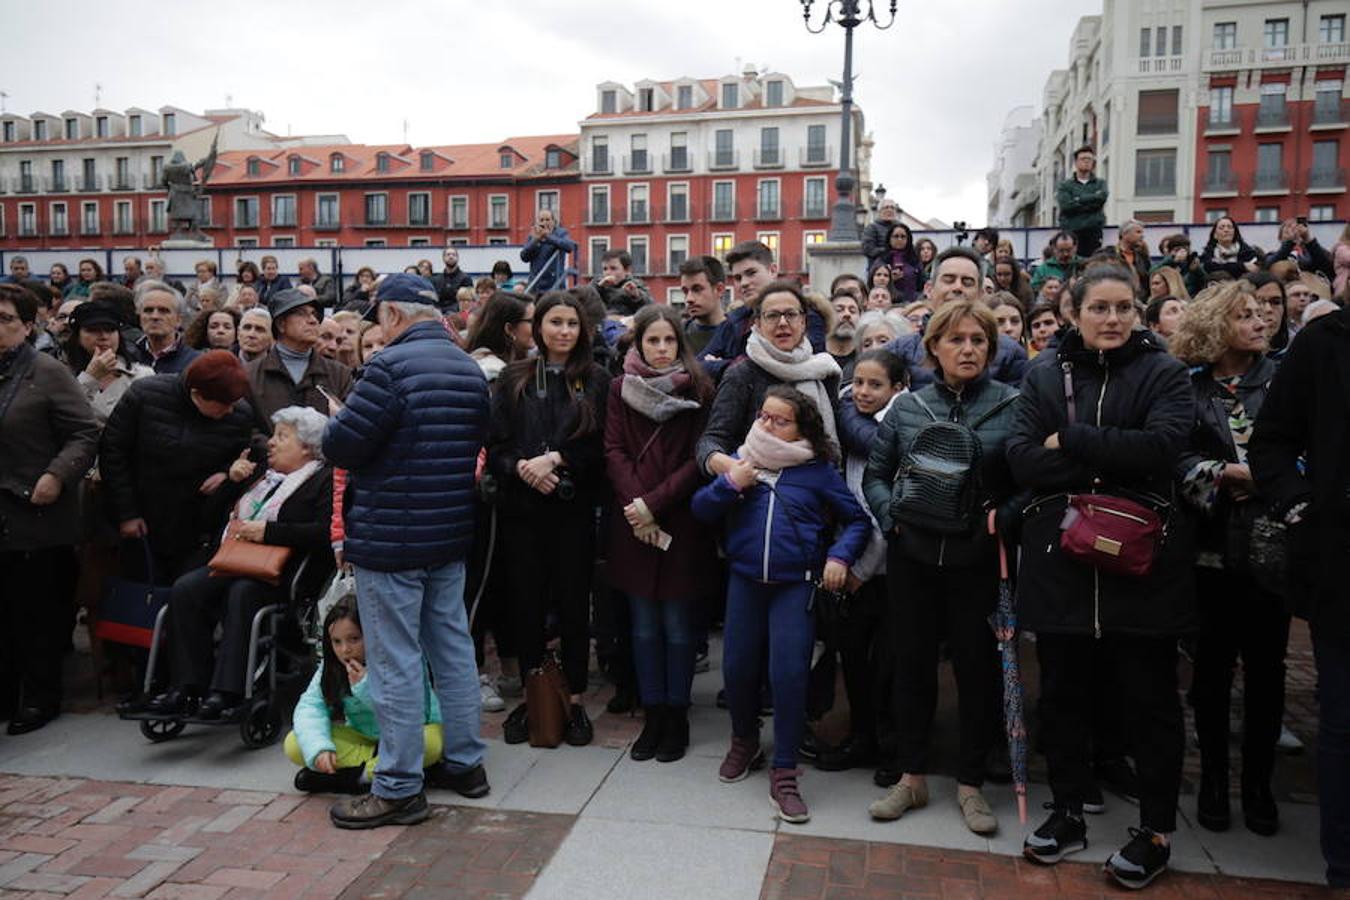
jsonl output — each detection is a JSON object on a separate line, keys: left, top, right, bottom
{"left": 161, "top": 237, "right": 214, "bottom": 249}
{"left": 806, "top": 240, "right": 866, "bottom": 293}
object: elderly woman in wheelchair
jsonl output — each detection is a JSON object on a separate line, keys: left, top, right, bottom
{"left": 144, "top": 406, "right": 334, "bottom": 722}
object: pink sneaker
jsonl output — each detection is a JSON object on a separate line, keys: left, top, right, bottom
{"left": 718, "top": 736, "right": 764, "bottom": 783}
{"left": 770, "top": 768, "right": 810, "bottom": 823}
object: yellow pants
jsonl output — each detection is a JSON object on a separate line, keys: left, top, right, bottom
{"left": 284, "top": 724, "right": 444, "bottom": 777}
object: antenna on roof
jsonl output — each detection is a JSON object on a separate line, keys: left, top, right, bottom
{"left": 94, "top": 83, "right": 102, "bottom": 107}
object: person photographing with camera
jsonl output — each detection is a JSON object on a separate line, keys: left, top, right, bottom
{"left": 520, "top": 209, "right": 577, "bottom": 293}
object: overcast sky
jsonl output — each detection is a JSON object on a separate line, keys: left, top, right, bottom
{"left": 2, "top": 0, "right": 1102, "bottom": 225}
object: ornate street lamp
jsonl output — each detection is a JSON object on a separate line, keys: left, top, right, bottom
{"left": 801, "top": 0, "right": 896, "bottom": 242}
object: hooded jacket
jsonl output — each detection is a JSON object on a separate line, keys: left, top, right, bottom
{"left": 1005, "top": 327, "right": 1196, "bottom": 637}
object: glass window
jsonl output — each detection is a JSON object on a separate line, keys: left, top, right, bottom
{"left": 489, "top": 196, "right": 508, "bottom": 228}
{"left": 669, "top": 132, "right": 688, "bottom": 171}
{"left": 1139, "top": 27, "right": 1151, "bottom": 57}
{"left": 713, "top": 182, "right": 734, "bottom": 219}
{"left": 1134, "top": 149, "right": 1176, "bottom": 196}
{"left": 668, "top": 183, "right": 689, "bottom": 222}
{"left": 537, "top": 191, "right": 559, "bottom": 215}
{"left": 1156, "top": 26, "right": 1167, "bottom": 56}
{"left": 330, "top": 154, "right": 344, "bottom": 173}
{"left": 545, "top": 148, "right": 562, "bottom": 169}
{"left": 1171, "top": 25, "right": 1183, "bottom": 55}
{"left": 592, "top": 136, "right": 609, "bottom": 173}
{"left": 714, "top": 129, "right": 734, "bottom": 167}
{"left": 1137, "top": 89, "right": 1179, "bottom": 134}
{"left": 317, "top": 194, "right": 339, "bottom": 227}
{"left": 376, "top": 153, "right": 389, "bottom": 173}
{"left": 82, "top": 202, "right": 98, "bottom": 234}
{"left": 409, "top": 193, "right": 430, "bottom": 226}
{"left": 590, "top": 187, "right": 609, "bottom": 223}
{"left": 804, "top": 177, "right": 828, "bottom": 217}
{"left": 1209, "top": 86, "right": 1234, "bottom": 126}
{"left": 115, "top": 201, "right": 132, "bottom": 234}
{"left": 65, "top": 118, "right": 78, "bottom": 139}
{"left": 421, "top": 151, "right": 435, "bottom": 172}
{"left": 1321, "top": 15, "right": 1346, "bottom": 43}
{"left": 630, "top": 134, "right": 648, "bottom": 172}
{"left": 450, "top": 196, "right": 468, "bottom": 228}
{"left": 272, "top": 195, "right": 296, "bottom": 227}
{"left": 722, "top": 83, "right": 738, "bottom": 108}
{"left": 235, "top": 198, "right": 258, "bottom": 228}
{"left": 1264, "top": 18, "right": 1289, "bottom": 47}
{"left": 129, "top": 115, "right": 142, "bottom": 137}
{"left": 1255, "top": 207, "right": 1280, "bottom": 223}
{"left": 162, "top": 113, "right": 175, "bottom": 136}
{"left": 1315, "top": 83, "right": 1344, "bottom": 123}
{"left": 364, "top": 194, "right": 388, "bottom": 225}
{"left": 629, "top": 238, "right": 648, "bottom": 275}
{"left": 1255, "top": 143, "right": 1285, "bottom": 189}
{"left": 1205, "top": 150, "right": 1233, "bottom": 190}
{"left": 712, "top": 233, "right": 735, "bottom": 258}
{"left": 757, "top": 180, "right": 780, "bottom": 217}
{"left": 115, "top": 157, "right": 129, "bottom": 188}
{"left": 601, "top": 90, "right": 616, "bottom": 114}
{"left": 33, "top": 120, "right": 47, "bottom": 141}
{"left": 766, "top": 80, "right": 784, "bottom": 107}
{"left": 51, "top": 203, "right": 68, "bottom": 234}
{"left": 1309, "top": 204, "right": 1336, "bottom": 222}
{"left": 590, "top": 238, "right": 609, "bottom": 276}
{"left": 629, "top": 185, "right": 648, "bottom": 223}
{"left": 639, "top": 88, "right": 654, "bottom": 112}
{"left": 1258, "top": 83, "right": 1288, "bottom": 126}
{"left": 1213, "top": 22, "right": 1236, "bottom": 49}
{"left": 1312, "top": 140, "right": 1339, "bottom": 172}
{"left": 669, "top": 235, "right": 689, "bottom": 271}
{"left": 288, "top": 157, "right": 301, "bottom": 176}
{"left": 500, "top": 152, "right": 513, "bottom": 169}
{"left": 677, "top": 85, "right": 693, "bottom": 109}
{"left": 806, "top": 124, "right": 827, "bottom": 163}
{"left": 760, "top": 127, "right": 780, "bottom": 165}
{"left": 246, "top": 158, "right": 260, "bottom": 177}
{"left": 149, "top": 199, "right": 165, "bottom": 232}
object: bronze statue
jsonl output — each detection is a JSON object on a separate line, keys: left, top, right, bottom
{"left": 162, "top": 136, "right": 218, "bottom": 241}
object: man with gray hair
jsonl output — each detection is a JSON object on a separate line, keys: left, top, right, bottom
{"left": 133, "top": 280, "right": 199, "bottom": 374}
{"left": 296, "top": 257, "right": 336, "bottom": 309}
{"left": 862, "top": 198, "right": 902, "bottom": 272}
{"left": 1, "top": 255, "right": 31, "bottom": 284}
{"left": 1106, "top": 219, "right": 1152, "bottom": 300}
{"left": 323, "top": 273, "right": 491, "bottom": 829}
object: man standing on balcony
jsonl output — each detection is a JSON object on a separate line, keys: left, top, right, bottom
{"left": 520, "top": 208, "right": 576, "bottom": 293}
{"left": 1057, "top": 146, "right": 1108, "bottom": 257}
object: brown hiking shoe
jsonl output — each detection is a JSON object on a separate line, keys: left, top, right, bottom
{"left": 770, "top": 768, "right": 810, "bottom": 824}
{"left": 718, "top": 736, "right": 764, "bottom": 783}
{"left": 329, "top": 791, "right": 430, "bottom": 829}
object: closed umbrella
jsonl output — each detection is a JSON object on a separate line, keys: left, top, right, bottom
{"left": 988, "top": 512, "right": 1028, "bottom": 824}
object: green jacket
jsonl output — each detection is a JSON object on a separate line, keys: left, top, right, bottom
{"left": 1056, "top": 175, "right": 1108, "bottom": 232}
{"left": 1031, "top": 256, "right": 1086, "bottom": 291}
{"left": 290, "top": 661, "right": 441, "bottom": 768}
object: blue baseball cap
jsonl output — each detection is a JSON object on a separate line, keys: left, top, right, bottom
{"left": 376, "top": 273, "right": 438, "bottom": 306}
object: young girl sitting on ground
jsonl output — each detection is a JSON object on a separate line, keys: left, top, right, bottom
{"left": 692, "top": 385, "right": 869, "bottom": 825}
{"left": 285, "top": 599, "right": 443, "bottom": 793}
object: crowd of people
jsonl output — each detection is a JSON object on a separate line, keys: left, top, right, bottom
{"left": 1, "top": 191, "right": 1349, "bottom": 890}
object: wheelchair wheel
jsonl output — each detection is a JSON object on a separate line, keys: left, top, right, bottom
{"left": 140, "top": 719, "right": 185, "bottom": 743}
{"left": 240, "top": 699, "right": 282, "bottom": 749}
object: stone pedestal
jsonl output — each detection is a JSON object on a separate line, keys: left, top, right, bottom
{"left": 160, "top": 237, "right": 214, "bottom": 249}
{"left": 805, "top": 240, "right": 867, "bottom": 293}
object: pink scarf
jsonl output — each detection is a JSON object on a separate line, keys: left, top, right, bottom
{"left": 620, "top": 349, "right": 701, "bottom": 423}
{"left": 736, "top": 420, "right": 815, "bottom": 473}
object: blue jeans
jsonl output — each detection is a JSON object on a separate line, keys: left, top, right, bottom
{"left": 629, "top": 596, "right": 697, "bottom": 707}
{"left": 354, "top": 560, "right": 485, "bottom": 800}
{"left": 722, "top": 574, "right": 815, "bottom": 769}
{"left": 1314, "top": 632, "right": 1350, "bottom": 888}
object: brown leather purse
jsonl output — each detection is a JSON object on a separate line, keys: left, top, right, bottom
{"left": 207, "top": 520, "right": 292, "bottom": 585}
{"left": 524, "top": 653, "right": 571, "bottom": 748}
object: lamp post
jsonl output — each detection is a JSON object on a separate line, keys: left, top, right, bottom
{"left": 801, "top": 0, "right": 896, "bottom": 242}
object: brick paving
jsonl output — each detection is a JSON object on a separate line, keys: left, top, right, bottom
{"left": 759, "top": 833, "right": 1342, "bottom": 899}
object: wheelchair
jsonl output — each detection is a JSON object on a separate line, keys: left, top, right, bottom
{"left": 119, "top": 555, "right": 332, "bottom": 749}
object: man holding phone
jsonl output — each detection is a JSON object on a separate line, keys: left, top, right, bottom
{"left": 244, "top": 289, "right": 352, "bottom": 428}
{"left": 1265, "top": 218, "right": 1334, "bottom": 281}
{"left": 519, "top": 208, "right": 576, "bottom": 293}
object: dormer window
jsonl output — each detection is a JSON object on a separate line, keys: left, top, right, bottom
{"left": 420, "top": 151, "right": 435, "bottom": 172}
{"left": 129, "top": 115, "right": 142, "bottom": 137}
{"left": 375, "top": 153, "right": 390, "bottom": 173}
{"left": 65, "top": 118, "right": 79, "bottom": 139}
{"left": 677, "top": 84, "right": 693, "bottom": 110}
{"left": 96, "top": 116, "right": 109, "bottom": 138}
{"left": 500, "top": 152, "right": 513, "bottom": 169}
{"left": 330, "top": 153, "right": 344, "bottom": 173}
{"left": 601, "top": 90, "right": 617, "bottom": 114}
{"left": 162, "top": 113, "right": 175, "bottom": 136}
{"left": 2, "top": 122, "right": 13, "bottom": 143}
{"left": 246, "top": 157, "right": 261, "bottom": 177}
{"left": 288, "top": 157, "right": 301, "bottom": 176}
{"left": 721, "top": 83, "right": 738, "bottom": 108}
{"left": 545, "top": 148, "right": 562, "bottom": 169}
{"left": 766, "top": 80, "right": 784, "bottom": 107}
{"left": 34, "top": 120, "right": 48, "bottom": 141}
{"left": 639, "top": 88, "right": 654, "bottom": 112}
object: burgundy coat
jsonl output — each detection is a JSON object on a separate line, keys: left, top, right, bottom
{"left": 603, "top": 377, "right": 716, "bottom": 604}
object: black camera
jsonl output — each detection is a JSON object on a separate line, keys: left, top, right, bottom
{"left": 554, "top": 469, "right": 576, "bottom": 502}
{"left": 952, "top": 220, "right": 970, "bottom": 246}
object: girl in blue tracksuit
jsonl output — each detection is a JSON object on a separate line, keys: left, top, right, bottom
{"left": 285, "top": 599, "right": 442, "bottom": 794}
{"left": 692, "top": 385, "right": 869, "bottom": 824}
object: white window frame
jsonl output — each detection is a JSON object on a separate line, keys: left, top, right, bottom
{"left": 711, "top": 232, "right": 735, "bottom": 258}
{"left": 272, "top": 237, "right": 296, "bottom": 248}
{"left": 803, "top": 230, "right": 827, "bottom": 264}
{"left": 488, "top": 237, "right": 508, "bottom": 246}
{"left": 756, "top": 177, "right": 782, "bottom": 218}
{"left": 712, "top": 180, "right": 736, "bottom": 220}
{"left": 234, "top": 195, "right": 260, "bottom": 229}
{"left": 315, "top": 192, "right": 341, "bottom": 228}
{"left": 487, "top": 193, "right": 509, "bottom": 229}
{"left": 628, "top": 236, "right": 650, "bottom": 276}
{"left": 589, "top": 184, "right": 612, "bottom": 225}
{"left": 49, "top": 201, "right": 69, "bottom": 236}
{"left": 535, "top": 189, "right": 560, "bottom": 219}
{"left": 0, "top": 205, "right": 5, "bottom": 236}
{"left": 148, "top": 199, "right": 166, "bottom": 233}
{"left": 236, "top": 238, "right": 259, "bottom": 249}
{"left": 447, "top": 238, "right": 469, "bottom": 247}
{"left": 756, "top": 231, "right": 781, "bottom": 261}
{"left": 18, "top": 203, "right": 36, "bottom": 237}
{"left": 315, "top": 239, "right": 338, "bottom": 248}
{"left": 449, "top": 194, "right": 470, "bottom": 229}
{"left": 271, "top": 193, "right": 298, "bottom": 228}
{"left": 1254, "top": 206, "right": 1281, "bottom": 223}
{"left": 408, "top": 237, "right": 431, "bottom": 247}
{"left": 363, "top": 239, "right": 387, "bottom": 248}
{"left": 589, "top": 236, "right": 610, "bottom": 275}
{"left": 667, "top": 182, "right": 690, "bottom": 222}
{"left": 667, "top": 234, "right": 690, "bottom": 274}
{"left": 81, "top": 200, "right": 100, "bottom": 235}
{"left": 628, "top": 182, "right": 650, "bottom": 223}
{"left": 407, "top": 191, "right": 432, "bottom": 227}
{"left": 803, "top": 176, "right": 828, "bottom": 218}
{"left": 363, "top": 192, "right": 389, "bottom": 226}
{"left": 667, "top": 286, "right": 685, "bottom": 305}
{"left": 114, "top": 199, "right": 133, "bottom": 234}
{"left": 1203, "top": 208, "right": 1228, "bottom": 223}
{"left": 1308, "top": 204, "right": 1336, "bottom": 222}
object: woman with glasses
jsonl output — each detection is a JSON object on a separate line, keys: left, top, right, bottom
{"left": 1241, "top": 272, "right": 1290, "bottom": 360}
{"left": 1007, "top": 265, "right": 1195, "bottom": 890}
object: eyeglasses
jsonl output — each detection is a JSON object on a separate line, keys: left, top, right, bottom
{"left": 1080, "top": 302, "right": 1137, "bottom": 320}
{"left": 759, "top": 310, "right": 803, "bottom": 325}
{"left": 756, "top": 410, "right": 796, "bottom": 429}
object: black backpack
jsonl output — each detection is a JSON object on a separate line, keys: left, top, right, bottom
{"left": 890, "top": 393, "right": 1017, "bottom": 536}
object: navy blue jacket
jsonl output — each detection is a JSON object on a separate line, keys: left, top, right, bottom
{"left": 692, "top": 459, "right": 869, "bottom": 584}
{"left": 700, "top": 305, "right": 829, "bottom": 382}
{"left": 520, "top": 226, "right": 577, "bottom": 292}
{"left": 322, "top": 320, "right": 489, "bottom": 571}
{"left": 883, "top": 331, "right": 1028, "bottom": 389}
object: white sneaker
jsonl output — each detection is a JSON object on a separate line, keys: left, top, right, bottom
{"left": 479, "top": 674, "right": 505, "bottom": 712}
{"left": 1277, "top": 724, "right": 1304, "bottom": 754}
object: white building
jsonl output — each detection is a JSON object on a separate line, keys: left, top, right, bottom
{"left": 987, "top": 106, "right": 1043, "bottom": 226}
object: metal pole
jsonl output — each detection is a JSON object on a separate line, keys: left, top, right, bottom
{"left": 828, "top": 1, "right": 861, "bottom": 242}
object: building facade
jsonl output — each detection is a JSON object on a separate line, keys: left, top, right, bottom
{"left": 987, "top": 106, "right": 1043, "bottom": 226}
{"left": 990, "top": 0, "right": 1347, "bottom": 230}
{"left": 0, "top": 106, "right": 345, "bottom": 251}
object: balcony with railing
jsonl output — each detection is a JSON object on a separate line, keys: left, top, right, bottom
{"left": 50, "top": 220, "right": 69, "bottom": 237}
{"left": 1201, "top": 171, "right": 1238, "bottom": 195}
{"left": 585, "top": 205, "right": 612, "bottom": 226}
{"left": 753, "top": 148, "right": 784, "bottom": 169}
{"left": 1203, "top": 41, "right": 1350, "bottom": 71}
{"left": 754, "top": 199, "right": 782, "bottom": 222}
{"left": 799, "top": 146, "right": 833, "bottom": 168}
{"left": 663, "top": 200, "right": 693, "bottom": 223}
{"left": 586, "top": 152, "right": 613, "bottom": 176}
{"left": 708, "top": 149, "right": 739, "bottom": 171}
{"left": 709, "top": 198, "right": 741, "bottom": 222}
{"left": 623, "top": 152, "right": 651, "bottom": 175}
{"left": 76, "top": 174, "right": 104, "bottom": 192}
{"left": 663, "top": 150, "right": 691, "bottom": 173}
{"left": 1253, "top": 169, "right": 1288, "bottom": 192}
{"left": 1313, "top": 98, "right": 1349, "bottom": 127}
{"left": 621, "top": 202, "right": 651, "bottom": 225}
{"left": 801, "top": 198, "right": 830, "bottom": 219}
{"left": 1205, "top": 110, "right": 1239, "bottom": 134}
{"left": 1308, "top": 167, "right": 1346, "bottom": 191}
{"left": 44, "top": 175, "right": 68, "bottom": 193}
{"left": 1255, "top": 104, "right": 1291, "bottom": 130}
{"left": 110, "top": 174, "right": 135, "bottom": 191}
{"left": 142, "top": 173, "right": 163, "bottom": 189}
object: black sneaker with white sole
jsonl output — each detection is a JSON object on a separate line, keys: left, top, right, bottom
{"left": 1103, "top": 827, "right": 1170, "bottom": 890}
{"left": 1023, "top": 804, "right": 1088, "bottom": 865}
{"left": 1083, "top": 782, "right": 1106, "bottom": 815}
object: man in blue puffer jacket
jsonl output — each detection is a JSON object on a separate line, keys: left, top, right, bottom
{"left": 322, "top": 274, "right": 491, "bottom": 829}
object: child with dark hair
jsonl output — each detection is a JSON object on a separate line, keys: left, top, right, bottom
{"left": 693, "top": 385, "right": 869, "bottom": 825}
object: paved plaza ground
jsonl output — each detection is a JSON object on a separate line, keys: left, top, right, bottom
{"left": 0, "top": 623, "right": 1338, "bottom": 898}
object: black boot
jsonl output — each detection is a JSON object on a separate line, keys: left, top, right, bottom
{"left": 606, "top": 682, "right": 638, "bottom": 715}
{"left": 1196, "top": 771, "right": 1231, "bottom": 832}
{"left": 656, "top": 706, "right": 689, "bottom": 763}
{"left": 631, "top": 706, "right": 665, "bottom": 761}
{"left": 1241, "top": 776, "right": 1279, "bottom": 836}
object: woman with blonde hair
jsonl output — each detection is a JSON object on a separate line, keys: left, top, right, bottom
{"left": 1148, "top": 266, "right": 1190, "bottom": 303}
{"left": 1171, "top": 281, "right": 1285, "bottom": 838}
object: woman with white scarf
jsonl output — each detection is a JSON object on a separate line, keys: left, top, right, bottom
{"left": 604, "top": 306, "right": 716, "bottom": 764}
{"left": 144, "top": 406, "right": 335, "bottom": 722}
{"left": 696, "top": 281, "right": 841, "bottom": 478}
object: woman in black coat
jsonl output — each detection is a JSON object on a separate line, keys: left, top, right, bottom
{"left": 1006, "top": 265, "right": 1195, "bottom": 889}
{"left": 1171, "top": 282, "right": 1285, "bottom": 837}
{"left": 144, "top": 406, "right": 334, "bottom": 721}
{"left": 486, "top": 291, "right": 610, "bottom": 747}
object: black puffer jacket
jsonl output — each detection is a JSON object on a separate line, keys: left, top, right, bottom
{"left": 99, "top": 374, "right": 254, "bottom": 557}
{"left": 1006, "top": 328, "right": 1195, "bottom": 637}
